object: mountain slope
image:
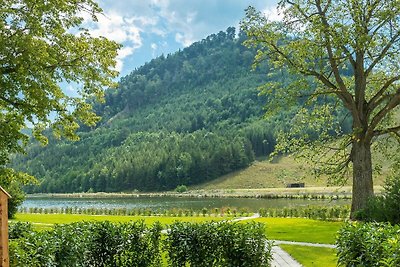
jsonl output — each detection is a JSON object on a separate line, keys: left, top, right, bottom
{"left": 12, "top": 28, "right": 295, "bottom": 193}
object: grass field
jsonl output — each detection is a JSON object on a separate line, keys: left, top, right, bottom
{"left": 11, "top": 213, "right": 228, "bottom": 230}
{"left": 193, "top": 156, "right": 386, "bottom": 190}
{"left": 280, "top": 244, "right": 338, "bottom": 267}
{"left": 255, "top": 217, "right": 343, "bottom": 244}
{"left": 12, "top": 213, "right": 343, "bottom": 244}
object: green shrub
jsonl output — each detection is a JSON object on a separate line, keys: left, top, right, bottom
{"left": 356, "top": 175, "right": 400, "bottom": 224}
{"left": 9, "top": 220, "right": 162, "bottom": 267}
{"left": 336, "top": 222, "right": 400, "bottom": 267}
{"left": 219, "top": 222, "right": 272, "bottom": 267}
{"left": 52, "top": 222, "right": 89, "bottom": 266}
{"left": 175, "top": 184, "right": 188, "bottom": 193}
{"left": 164, "top": 221, "right": 272, "bottom": 267}
{"left": 10, "top": 230, "right": 57, "bottom": 267}
{"left": 259, "top": 205, "right": 350, "bottom": 220}
{"left": 8, "top": 222, "right": 34, "bottom": 239}
{"left": 115, "top": 221, "right": 162, "bottom": 266}
{"left": 9, "top": 220, "right": 271, "bottom": 267}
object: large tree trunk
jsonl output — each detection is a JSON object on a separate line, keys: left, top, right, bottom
{"left": 350, "top": 140, "right": 374, "bottom": 219}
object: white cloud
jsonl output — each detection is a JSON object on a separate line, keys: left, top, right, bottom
{"left": 89, "top": 12, "right": 142, "bottom": 45}
{"left": 115, "top": 46, "right": 135, "bottom": 72}
{"left": 175, "top": 32, "right": 194, "bottom": 47}
{"left": 262, "top": 5, "right": 284, "bottom": 21}
{"left": 82, "top": 0, "right": 279, "bottom": 74}
{"left": 81, "top": 10, "right": 162, "bottom": 73}
{"left": 151, "top": 43, "right": 158, "bottom": 58}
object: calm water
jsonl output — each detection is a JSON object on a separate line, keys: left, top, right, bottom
{"left": 22, "top": 196, "right": 350, "bottom": 212}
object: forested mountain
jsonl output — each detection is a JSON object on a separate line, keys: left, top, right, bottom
{"left": 11, "top": 28, "right": 305, "bottom": 193}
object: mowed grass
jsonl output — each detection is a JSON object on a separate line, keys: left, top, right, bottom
{"left": 12, "top": 213, "right": 228, "bottom": 230}
{"left": 12, "top": 214, "right": 343, "bottom": 245}
{"left": 280, "top": 244, "right": 338, "bottom": 267}
{"left": 194, "top": 157, "right": 329, "bottom": 189}
{"left": 254, "top": 217, "right": 343, "bottom": 244}
{"left": 194, "top": 156, "right": 386, "bottom": 190}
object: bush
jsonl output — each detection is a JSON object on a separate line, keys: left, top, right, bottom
{"left": 175, "top": 184, "right": 188, "bottom": 193}
{"left": 164, "top": 221, "right": 272, "bottom": 267}
{"left": 9, "top": 220, "right": 162, "bottom": 267}
{"left": 8, "top": 222, "right": 34, "bottom": 239}
{"left": 9, "top": 220, "right": 271, "bottom": 267}
{"left": 10, "top": 230, "right": 57, "bottom": 267}
{"left": 356, "top": 174, "right": 400, "bottom": 224}
{"left": 336, "top": 222, "right": 400, "bottom": 267}
{"left": 259, "top": 205, "right": 350, "bottom": 220}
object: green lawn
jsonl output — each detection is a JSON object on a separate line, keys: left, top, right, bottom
{"left": 280, "top": 244, "right": 338, "bottom": 267}
{"left": 254, "top": 217, "right": 343, "bottom": 244}
{"left": 12, "top": 214, "right": 343, "bottom": 245}
{"left": 12, "top": 213, "right": 228, "bottom": 230}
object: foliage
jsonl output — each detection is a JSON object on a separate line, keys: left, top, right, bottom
{"left": 0, "top": 168, "right": 36, "bottom": 218}
{"left": 17, "top": 205, "right": 239, "bottom": 218}
{"left": 0, "top": 0, "right": 119, "bottom": 216}
{"left": 356, "top": 169, "right": 400, "bottom": 224}
{"left": 9, "top": 220, "right": 162, "bottom": 267}
{"left": 164, "top": 221, "right": 272, "bottom": 267}
{"left": 175, "top": 185, "right": 188, "bottom": 193}
{"left": 259, "top": 205, "right": 350, "bottom": 221}
{"left": 336, "top": 222, "right": 400, "bottom": 267}
{"left": 9, "top": 220, "right": 271, "bottom": 267}
{"left": 8, "top": 222, "right": 34, "bottom": 239}
{"left": 241, "top": 0, "right": 400, "bottom": 215}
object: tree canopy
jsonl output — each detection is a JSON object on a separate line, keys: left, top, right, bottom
{"left": 0, "top": 0, "right": 120, "bottom": 216}
{"left": 241, "top": 0, "right": 400, "bottom": 216}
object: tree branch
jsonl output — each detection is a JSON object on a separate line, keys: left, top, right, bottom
{"left": 314, "top": 0, "right": 358, "bottom": 121}
{"left": 0, "top": 66, "right": 17, "bottom": 75}
{"left": 365, "top": 30, "right": 400, "bottom": 76}
{"left": 367, "top": 90, "right": 400, "bottom": 139}
{"left": 373, "top": 125, "right": 400, "bottom": 137}
{"left": 368, "top": 75, "right": 400, "bottom": 112}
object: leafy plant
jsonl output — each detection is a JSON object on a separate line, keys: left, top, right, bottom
{"left": 356, "top": 171, "right": 400, "bottom": 224}
{"left": 336, "top": 222, "right": 400, "bottom": 267}
{"left": 164, "top": 221, "right": 272, "bottom": 266}
{"left": 175, "top": 184, "right": 188, "bottom": 193}
{"left": 8, "top": 222, "right": 34, "bottom": 239}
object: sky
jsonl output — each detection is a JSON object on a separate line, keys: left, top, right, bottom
{"left": 84, "top": 0, "right": 279, "bottom": 78}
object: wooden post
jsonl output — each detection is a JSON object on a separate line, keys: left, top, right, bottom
{"left": 0, "top": 186, "right": 11, "bottom": 267}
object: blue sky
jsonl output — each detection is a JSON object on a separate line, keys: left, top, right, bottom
{"left": 84, "top": 0, "right": 279, "bottom": 78}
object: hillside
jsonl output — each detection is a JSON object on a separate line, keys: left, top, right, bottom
{"left": 194, "top": 156, "right": 387, "bottom": 191}
{"left": 11, "top": 28, "right": 343, "bottom": 193}
{"left": 10, "top": 28, "right": 278, "bottom": 193}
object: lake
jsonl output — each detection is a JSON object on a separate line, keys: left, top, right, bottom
{"left": 22, "top": 196, "right": 350, "bottom": 212}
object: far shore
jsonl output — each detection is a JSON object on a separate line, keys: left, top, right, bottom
{"left": 26, "top": 186, "right": 384, "bottom": 199}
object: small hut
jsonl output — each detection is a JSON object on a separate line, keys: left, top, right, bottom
{"left": 0, "top": 186, "right": 11, "bottom": 267}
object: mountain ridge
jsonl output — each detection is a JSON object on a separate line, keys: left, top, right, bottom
{"left": 12, "top": 27, "right": 292, "bottom": 193}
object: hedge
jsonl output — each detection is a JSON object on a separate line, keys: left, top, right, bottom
{"left": 336, "top": 222, "right": 400, "bottom": 267}
{"left": 9, "top": 220, "right": 272, "bottom": 267}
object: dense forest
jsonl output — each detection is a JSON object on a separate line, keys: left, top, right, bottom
{"left": 11, "top": 27, "right": 344, "bottom": 193}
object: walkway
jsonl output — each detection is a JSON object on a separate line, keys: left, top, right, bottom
{"left": 271, "top": 245, "right": 302, "bottom": 267}
{"left": 233, "top": 214, "right": 337, "bottom": 266}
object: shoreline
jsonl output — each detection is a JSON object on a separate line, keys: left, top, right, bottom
{"left": 25, "top": 186, "right": 383, "bottom": 199}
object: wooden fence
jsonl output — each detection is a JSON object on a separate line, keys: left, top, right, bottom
{"left": 0, "top": 186, "right": 10, "bottom": 267}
